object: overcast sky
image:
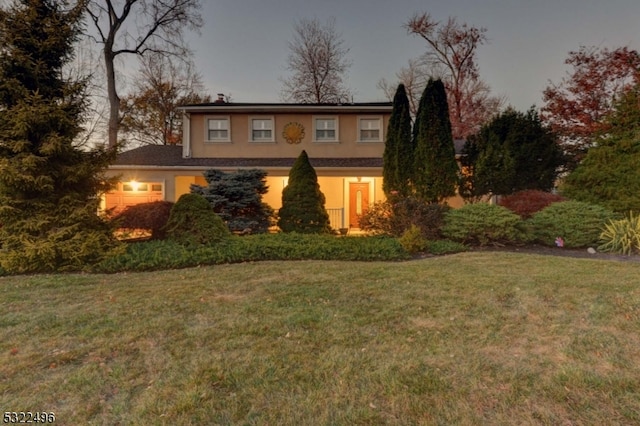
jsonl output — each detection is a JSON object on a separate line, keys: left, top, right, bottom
{"left": 189, "top": 0, "right": 640, "bottom": 111}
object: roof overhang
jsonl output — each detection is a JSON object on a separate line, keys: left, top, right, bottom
{"left": 177, "top": 103, "right": 393, "bottom": 114}
{"left": 107, "top": 164, "right": 383, "bottom": 177}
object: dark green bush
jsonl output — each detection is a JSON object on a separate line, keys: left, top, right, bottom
{"left": 93, "top": 233, "right": 410, "bottom": 273}
{"left": 278, "top": 151, "right": 331, "bottom": 234}
{"left": 163, "top": 193, "right": 231, "bottom": 246}
{"left": 442, "top": 203, "right": 525, "bottom": 246}
{"left": 426, "top": 239, "right": 468, "bottom": 255}
{"left": 527, "top": 200, "right": 618, "bottom": 248}
{"left": 110, "top": 201, "right": 174, "bottom": 239}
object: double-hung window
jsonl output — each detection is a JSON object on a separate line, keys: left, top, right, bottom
{"left": 250, "top": 118, "right": 274, "bottom": 142}
{"left": 206, "top": 117, "right": 230, "bottom": 142}
{"left": 358, "top": 117, "right": 382, "bottom": 142}
{"left": 314, "top": 117, "right": 338, "bottom": 142}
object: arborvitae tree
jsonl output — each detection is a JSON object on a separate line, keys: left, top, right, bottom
{"left": 278, "top": 150, "right": 331, "bottom": 233}
{"left": 383, "top": 84, "right": 413, "bottom": 197}
{"left": 562, "top": 88, "right": 640, "bottom": 212}
{"left": 191, "top": 169, "right": 274, "bottom": 234}
{"left": 0, "top": 0, "right": 119, "bottom": 273}
{"left": 461, "top": 108, "right": 563, "bottom": 200}
{"left": 412, "top": 78, "right": 459, "bottom": 203}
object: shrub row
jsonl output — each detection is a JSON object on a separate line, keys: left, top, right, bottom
{"left": 93, "top": 233, "right": 411, "bottom": 273}
{"left": 441, "top": 200, "right": 619, "bottom": 248}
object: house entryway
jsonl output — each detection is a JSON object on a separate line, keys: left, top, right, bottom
{"left": 349, "top": 182, "right": 369, "bottom": 229}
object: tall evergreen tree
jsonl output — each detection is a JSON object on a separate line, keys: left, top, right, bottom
{"left": 383, "top": 84, "right": 413, "bottom": 197}
{"left": 278, "top": 150, "right": 331, "bottom": 233}
{"left": 460, "top": 108, "right": 563, "bottom": 200}
{"left": 562, "top": 88, "right": 640, "bottom": 212}
{"left": 412, "top": 78, "right": 459, "bottom": 203}
{"left": 0, "top": 0, "right": 119, "bottom": 273}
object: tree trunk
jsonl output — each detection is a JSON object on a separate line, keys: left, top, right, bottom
{"left": 105, "top": 49, "right": 119, "bottom": 149}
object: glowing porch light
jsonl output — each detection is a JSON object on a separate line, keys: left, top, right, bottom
{"left": 128, "top": 180, "right": 140, "bottom": 191}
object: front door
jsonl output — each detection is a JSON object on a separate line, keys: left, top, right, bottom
{"left": 349, "top": 182, "right": 369, "bottom": 229}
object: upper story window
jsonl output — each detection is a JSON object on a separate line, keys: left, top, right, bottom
{"left": 358, "top": 117, "right": 383, "bottom": 142}
{"left": 206, "top": 117, "right": 231, "bottom": 142}
{"left": 250, "top": 117, "right": 274, "bottom": 142}
{"left": 314, "top": 117, "right": 338, "bottom": 142}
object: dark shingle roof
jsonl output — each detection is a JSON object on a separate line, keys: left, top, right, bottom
{"left": 112, "top": 145, "right": 383, "bottom": 168}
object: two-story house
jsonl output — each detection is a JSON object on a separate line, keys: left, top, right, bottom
{"left": 105, "top": 98, "right": 394, "bottom": 230}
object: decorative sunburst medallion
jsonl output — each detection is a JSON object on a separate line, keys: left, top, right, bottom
{"left": 282, "top": 122, "right": 305, "bottom": 144}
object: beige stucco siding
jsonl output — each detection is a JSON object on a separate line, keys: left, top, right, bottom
{"left": 189, "top": 112, "right": 389, "bottom": 159}
{"left": 106, "top": 167, "right": 386, "bottom": 230}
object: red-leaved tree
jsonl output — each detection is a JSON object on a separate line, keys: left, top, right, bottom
{"left": 541, "top": 46, "right": 640, "bottom": 170}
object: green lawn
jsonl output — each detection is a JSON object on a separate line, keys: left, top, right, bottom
{"left": 1, "top": 253, "right": 639, "bottom": 425}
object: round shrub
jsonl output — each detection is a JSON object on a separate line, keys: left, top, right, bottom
{"left": 499, "top": 190, "right": 565, "bottom": 219}
{"left": 527, "top": 200, "right": 618, "bottom": 248}
{"left": 163, "top": 193, "right": 231, "bottom": 246}
{"left": 442, "top": 203, "right": 525, "bottom": 246}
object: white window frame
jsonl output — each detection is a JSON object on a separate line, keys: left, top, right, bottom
{"left": 357, "top": 116, "right": 383, "bottom": 142}
{"left": 205, "top": 116, "right": 231, "bottom": 143}
{"left": 313, "top": 116, "right": 339, "bottom": 143}
{"left": 249, "top": 116, "right": 275, "bottom": 142}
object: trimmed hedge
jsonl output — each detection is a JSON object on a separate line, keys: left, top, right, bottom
{"left": 93, "top": 233, "right": 410, "bottom": 273}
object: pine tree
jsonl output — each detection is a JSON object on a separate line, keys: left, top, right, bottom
{"left": 0, "top": 0, "right": 119, "bottom": 273}
{"left": 191, "top": 169, "right": 274, "bottom": 234}
{"left": 278, "top": 150, "right": 331, "bottom": 233}
{"left": 383, "top": 84, "right": 413, "bottom": 198}
{"left": 562, "top": 88, "right": 640, "bottom": 212}
{"left": 412, "top": 79, "right": 459, "bottom": 203}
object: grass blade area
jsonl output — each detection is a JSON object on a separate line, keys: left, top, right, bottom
{"left": 1, "top": 253, "right": 640, "bottom": 425}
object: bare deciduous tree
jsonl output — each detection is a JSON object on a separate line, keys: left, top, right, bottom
{"left": 385, "top": 12, "right": 503, "bottom": 139}
{"left": 378, "top": 58, "right": 427, "bottom": 116}
{"left": 84, "top": 0, "right": 203, "bottom": 148}
{"left": 120, "top": 53, "right": 210, "bottom": 147}
{"left": 280, "top": 17, "right": 352, "bottom": 104}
